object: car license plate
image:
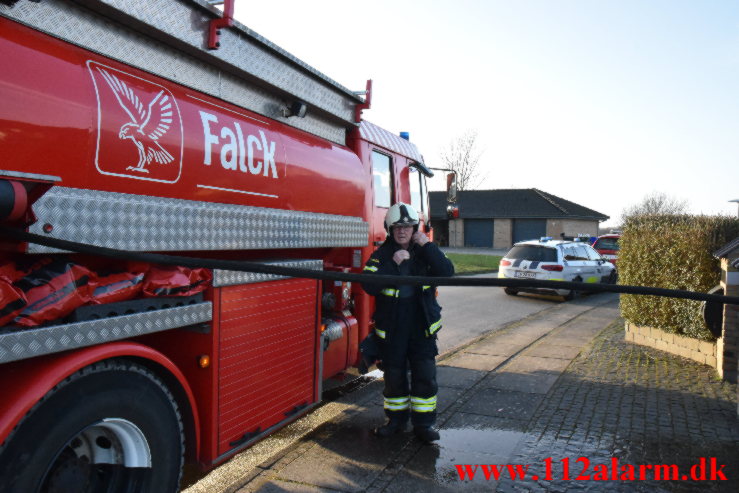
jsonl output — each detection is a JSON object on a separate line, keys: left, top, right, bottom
{"left": 514, "top": 271, "right": 535, "bottom": 279}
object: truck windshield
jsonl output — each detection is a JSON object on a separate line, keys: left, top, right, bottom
{"left": 596, "top": 238, "right": 620, "bottom": 250}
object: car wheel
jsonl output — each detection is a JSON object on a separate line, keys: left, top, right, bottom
{"left": 607, "top": 270, "right": 618, "bottom": 284}
{"left": 0, "top": 359, "right": 185, "bottom": 493}
{"left": 504, "top": 287, "right": 518, "bottom": 296}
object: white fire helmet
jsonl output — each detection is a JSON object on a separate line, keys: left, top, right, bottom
{"left": 384, "top": 202, "right": 419, "bottom": 232}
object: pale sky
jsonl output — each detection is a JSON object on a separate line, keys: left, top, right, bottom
{"left": 233, "top": 0, "right": 739, "bottom": 226}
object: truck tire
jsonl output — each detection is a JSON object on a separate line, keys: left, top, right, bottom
{"left": 504, "top": 287, "right": 518, "bottom": 296}
{"left": 0, "top": 359, "right": 184, "bottom": 493}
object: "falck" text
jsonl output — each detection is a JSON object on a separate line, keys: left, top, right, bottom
{"left": 199, "top": 111, "right": 278, "bottom": 178}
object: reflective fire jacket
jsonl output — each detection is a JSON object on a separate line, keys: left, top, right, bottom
{"left": 360, "top": 238, "right": 454, "bottom": 339}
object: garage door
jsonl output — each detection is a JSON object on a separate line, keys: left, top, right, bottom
{"left": 513, "top": 219, "right": 546, "bottom": 244}
{"left": 464, "top": 219, "right": 494, "bottom": 247}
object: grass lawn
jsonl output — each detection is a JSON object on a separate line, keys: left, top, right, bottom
{"left": 445, "top": 253, "right": 502, "bottom": 275}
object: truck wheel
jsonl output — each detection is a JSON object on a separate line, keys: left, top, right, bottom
{"left": 504, "top": 287, "right": 518, "bottom": 296}
{"left": 0, "top": 359, "right": 184, "bottom": 493}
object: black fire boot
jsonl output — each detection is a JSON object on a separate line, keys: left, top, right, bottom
{"left": 374, "top": 417, "right": 408, "bottom": 437}
{"left": 413, "top": 426, "right": 440, "bottom": 443}
{"left": 358, "top": 356, "right": 372, "bottom": 375}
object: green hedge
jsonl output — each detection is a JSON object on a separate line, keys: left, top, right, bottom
{"left": 619, "top": 214, "right": 739, "bottom": 341}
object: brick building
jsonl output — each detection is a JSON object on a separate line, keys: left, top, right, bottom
{"left": 430, "top": 188, "right": 609, "bottom": 248}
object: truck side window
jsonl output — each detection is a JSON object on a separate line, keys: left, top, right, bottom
{"left": 372, "top": 151, "right": 392, "bottom": 208}
{"left": 420, "top": 171, "right": 429, "bottom": 216}
{"left": 409, "top": 164, "right": 429, "bottom": 218}
{"left": 409, "top": 167, "right": 422, "bottom": 213}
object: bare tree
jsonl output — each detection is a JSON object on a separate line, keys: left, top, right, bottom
{"left": 621, "top": 191, "right": 689, "bottom": 220}
{"left": 439, "top": 130, "right": 484, "bottom": 191}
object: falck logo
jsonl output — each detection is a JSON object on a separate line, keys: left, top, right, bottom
{"left": 87, "top": 61, "right": 183, "bottom": 183}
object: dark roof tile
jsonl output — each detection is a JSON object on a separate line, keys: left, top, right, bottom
{"left": 430, "top": 189, "right": 608, "bottom": 221}
{"left": 714, "top": 237, "right": 739, "bottom": 258}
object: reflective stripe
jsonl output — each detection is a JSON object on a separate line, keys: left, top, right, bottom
{"left": 411, "top": 395, "right": 437, "bottom": 412}
{"left": 381, "top": 288, "right": 399, "bottom": 297}
{"left": 375, "top": 328, "right": 386, "bottom": 339}
{"left": 426, "top": 319, "right": 441, "bottom": 336}
{"left": 384, "top": 396, "right": 410, "bottom": 411}
{"left": 369, "top": 258, "right": 380, "bottom": 264}
{"left": 585, "top": 276, "right": 599, "bottom": 283}
{"left": 422, "top": 285, "right": 431, "bottom": 290}
{"left": 363, "top": 265, "right": 378, "bottom": 272}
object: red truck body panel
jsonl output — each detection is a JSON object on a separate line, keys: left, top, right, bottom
{"left": 0, "top": 17, "right": 366, "bottom": 219}
{"left": 216, "top": 278, "right": 319, "bottom": 457}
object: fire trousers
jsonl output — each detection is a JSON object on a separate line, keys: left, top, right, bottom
{"left": 380, "top": 298, "right": 438, "bottom": 428}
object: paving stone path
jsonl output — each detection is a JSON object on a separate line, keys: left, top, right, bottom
{"left": 497, "top": 321, "right": 738, "bottom": 492}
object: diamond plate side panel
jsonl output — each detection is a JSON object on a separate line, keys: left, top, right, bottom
{"left": 360, "top": 121, "right": 425, "bottom": 163}
{"left": 0, "top": 170, "right": 62, "bottom": 182}
{"left": 213, "top": 259, "right": 323, "bottom": 287}
{"left": 112, "top": 0, "right": 357, "bottom": 119}
{"left": 0, "top": 302, "right": 212, "bottom": 364}
{"left": 28, "top": 188, "right": 369, "bottom": 253}
{"left": 0, "top": 0, "right": 357, "bottom": 141}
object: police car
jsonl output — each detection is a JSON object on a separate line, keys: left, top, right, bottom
{"left": 498, "top": 237, "right": 617, "bottom": 301}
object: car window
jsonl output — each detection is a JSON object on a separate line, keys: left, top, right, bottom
{"left": 562, "top": 246, "right": 573, "bottom": 260}
{"left": 584, "top": 245, "right": 602, "bottom": 261}
{"left": 506, "top": 245, "right": 558, "bottom": 262}
{"left": 563, "top": 244, "right": 588, "bottom": 261}
{"left": 595, "top": 237, "right": 620, "bottom": 250}
{"left": 575, "top": 245, "right": 591, "bottom": 260}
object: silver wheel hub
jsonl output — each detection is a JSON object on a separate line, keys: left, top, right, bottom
{"left": 69, "top": 418, "right": 151, "bottom": 468}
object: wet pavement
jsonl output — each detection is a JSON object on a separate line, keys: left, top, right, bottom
{"left": 185, "top": 294, "right": 738, "bottom": 492}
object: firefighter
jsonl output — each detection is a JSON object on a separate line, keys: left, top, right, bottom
{"left": 361, "top": 202, "right": 454, "bottom": 443}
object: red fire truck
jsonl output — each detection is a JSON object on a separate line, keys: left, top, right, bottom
{"left": 0, "top": 1, "right": 435, "bottom": 490}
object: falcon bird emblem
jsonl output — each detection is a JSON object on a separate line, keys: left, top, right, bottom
{"left": 96, "top": 67, "right": 175, "bottom": 173}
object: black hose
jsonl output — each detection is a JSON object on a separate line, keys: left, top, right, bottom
{"left": 1, "top": 225, "right": 737, "bottom": 305}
